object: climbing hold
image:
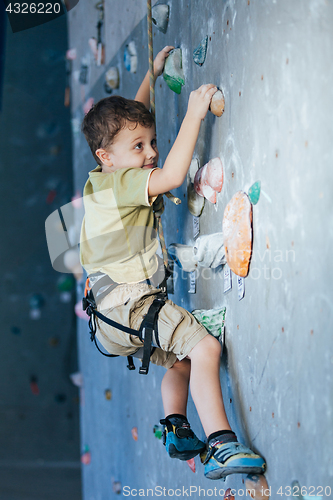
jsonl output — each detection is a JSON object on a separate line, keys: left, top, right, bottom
{"left": 192, "top": 307, "right": 226, "bottom": 343}
{"left": 70, "top": 372, "right": 83, "bottom": 387}
{"left": 124, "top": 41, "right": 137, "bottom": 73}
{"left": 48, "top": 336, "right": 59, "bottom": 347}
{"left": 168, "top": 244, "right": 196, "bottom": 273}
{"left": 194, "top": 157, "right": 224, "bottom": 204}
{"left": 153, "top": 424, "right": 163, "bottom": 439}
{"left": 75, "top": 301, "right": 90, "bottom": 321}
{"left": 224, "top": 488, "right": 235, "bottom": 500}
{"left": 187, "top": 159, "right": 205, "bottom": 217}
{"left": 245, "top": 474, "right": 270, "bottom": 499}
{"left": 81, "top": 447, "right": 91, "bottom": 465}
{"left": 131, "top": 427, "right": 138, "bottom": 441}
{"left": 210, "top": 89, "right": 225, "bottom": 117}
{"left": 29, "top": 294, "right": 44, "bottom": 320}
{"left": 222, "top": 191, "right": 253, "bottom": 278}
{"left": 30, "top": 376, "right": 40, "bottom": 396}
{"left": 194, "top": 233, "right": 226, "bottom": 268}
{"left": 79, "top": 58, "right": 89, "bottom": 84}
{"left": 169, "top": 233, "right": 226, "bottom": 272}
{"left": 57, "top": 274, "right": 75, "bottom": 292}
{"left": 46, "top": 189, "right": 57, "bottom": 204}
{"left": 193, "top": 36, "right": 208, "bottom": 66}
{"left": 105, "top": 66, "right": 119, "bottom": 90}
{"left": 63, "top": 249, "right": 83, "bottom": 279}
{"left": 151, "top": 3, "right": 169, "bottom": 33}
{"left": 187, "top": 458, "right": 196, "bottom": 473}
{"left": 66, "top": 48, "right": 77, "bottom": 60}
{"left": 248, "top": 181, "right": 261, "bottom": 205}
{"left": 105, "top": 389, "right": 112, "bottom": 400}
{"left": 55, "top": 394, "right": 67, "bottom": 403}
{"left": 112, "top": 480, "right": 122, "bottom": 494}
{"left": 163, "top": 48, "right": 185, "bottom": 94}
{"left": 83, "top": 97, "right": 94, "bottom": 115}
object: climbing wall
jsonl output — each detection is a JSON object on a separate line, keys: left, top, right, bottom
{"left": 67, "top": 0, "right": 333, "bottom": 498}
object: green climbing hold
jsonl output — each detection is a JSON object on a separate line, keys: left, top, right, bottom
{"left": 163, "top": 48, "right": 185, "bottom": 94}
{"left": 192, "top": 307, "right": 226, "bottom": 342}
{"left": 193, "top": 36, "right": 208, "bottom": 66}
{"left": 248, "top": 181, "right": 261, "bottom": 205}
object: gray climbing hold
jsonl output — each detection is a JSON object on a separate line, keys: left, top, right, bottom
{"left": 193, "top": 36, "right": 208, "bottom": 66}
{"left": 163, "top": 48, "right": 185, "bottom": 94}
{"left": 151, "top": 4, "right": 169, "bottom": 34}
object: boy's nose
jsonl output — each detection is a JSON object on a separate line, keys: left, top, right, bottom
{"left": 146, "top": 146, "right": 157, "bottom": 159}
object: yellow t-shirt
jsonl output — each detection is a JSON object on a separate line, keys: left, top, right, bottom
{"left": 80, "top": 166, "right": 159, "bottom": 283}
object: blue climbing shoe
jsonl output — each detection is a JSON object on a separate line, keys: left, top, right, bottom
{"left": 201, "top": 440, "right": 266, "bottom": 479}
{"left": 160, "top": 417, "right": 206, "bottom": 461}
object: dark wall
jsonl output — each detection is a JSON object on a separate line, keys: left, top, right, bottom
{"left": 0, "top": 11, "right": 81, "bottom": 500}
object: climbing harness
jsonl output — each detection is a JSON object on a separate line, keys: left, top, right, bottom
{"left": 82, "top": 264, "right": 169, "bottom": 375}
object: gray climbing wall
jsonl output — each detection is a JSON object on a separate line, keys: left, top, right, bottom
{"left": 68, "top": 0, "right": 333, "bottom": 498}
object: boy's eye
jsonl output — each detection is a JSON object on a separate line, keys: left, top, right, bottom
{"left": 151, "top": 138, "right": 157, "bottom": 147}
{"left": 135, "top": 142, "right": 142, "bottom": 150}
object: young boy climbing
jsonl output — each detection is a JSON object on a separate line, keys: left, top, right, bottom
{"left": 80, "top": 46, "right": 266, "bottom": 480}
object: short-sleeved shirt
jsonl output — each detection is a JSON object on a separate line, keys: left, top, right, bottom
{"left": 80, "top": 166, "right": 159, "bottom": 283}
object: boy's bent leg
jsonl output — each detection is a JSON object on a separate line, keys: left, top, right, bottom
{"left": 160, "top": 359, "right": 205, "bottom": 460}
{"left": 187, "top": 334, "right": 231, "bottom": 436}
{"left": 187, "top": 335, "right": 266, "bottom": 479}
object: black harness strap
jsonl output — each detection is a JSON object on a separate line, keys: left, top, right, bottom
{"left": 138, "top": 296, "right": 166, "bottom": 374}
{"left": 83, "top": 284, "right": 166, "bottom": 374}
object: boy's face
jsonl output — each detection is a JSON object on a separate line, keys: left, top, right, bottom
{"left": 98, "top": 123, "right": 159, "bottom": 173}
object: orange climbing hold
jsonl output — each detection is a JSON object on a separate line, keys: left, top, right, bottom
{"left": 194, "top": 157, "right": 224, "bottom": 204}
{"left": 222, "top": 191, "right": 252, "bottom": 277}
{"left": 131, "top": 427, "right": 138, "bottom": 441}
{"left": 210, "top": 89, "right": 225, "bottom": 117}
{"left": 224, "top": 488, "right": 235, "bottom": 500}
{"left": 245, "top": 474, "right": 270, "bottom": 499}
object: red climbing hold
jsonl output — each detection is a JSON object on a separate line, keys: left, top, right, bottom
{"left": 186, "top": 458, "right": 196, "bottom": 473}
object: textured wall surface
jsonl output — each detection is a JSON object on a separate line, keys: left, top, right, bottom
{"left": 68, "top": 0, "right": 333, "bottom": 498}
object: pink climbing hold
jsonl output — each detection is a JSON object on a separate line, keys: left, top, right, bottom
{"left": 75, "top": 301, "right": 90, "bottom": 322}
{"left": 83, "top": 97, "right": 94, "bottom": 115}
{"left": 81, "top": 451, "right": 91, "bottom": 465}
{"left": 186, "top": 458, "right": 196, "bottom": 473}
{"left": 193, "top": 157, "right": 224, "bottom": 204}
{"left": 131, "top": 427, "right": 138, "bottom": 441}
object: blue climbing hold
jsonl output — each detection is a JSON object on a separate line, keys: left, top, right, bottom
{"left": 193, "top": 36, "right": 208, "bottom": 66}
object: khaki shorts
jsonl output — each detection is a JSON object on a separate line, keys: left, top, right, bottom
{"left": 95, "top": 282, "right": 208, "bottom": 369}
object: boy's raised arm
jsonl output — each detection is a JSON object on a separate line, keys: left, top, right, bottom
{"left": 135, "top": 46, "right": 174, "bottom": 109}
{"left": 148, "top": 84, "right": 217, "bottom": 197}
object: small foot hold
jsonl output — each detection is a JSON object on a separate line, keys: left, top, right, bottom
{"left": 191, "top": 307, "right": 226, "bottom": 344}
{"left": 210, "top": 89, "right": 225, "bottom": 117}
{"left": 248, "top": 181, "right": 261, "bottom": 205}
{"left": 224, "top": 488, "right": 235, "bottom": 500}
{"left": 245, "top": 474, "right": 270, "bottom": 499}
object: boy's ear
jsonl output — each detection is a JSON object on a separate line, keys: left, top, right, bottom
{"left": 95, "top": 148, "right": 113, "bottom": 166}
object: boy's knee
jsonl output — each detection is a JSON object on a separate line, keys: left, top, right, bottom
{"left": 189, "top": 334, "right": 221, "bottom": 360}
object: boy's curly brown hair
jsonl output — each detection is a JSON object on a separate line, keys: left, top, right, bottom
{"left": 81, "top": 96, "right": 155, "bottom": 165}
